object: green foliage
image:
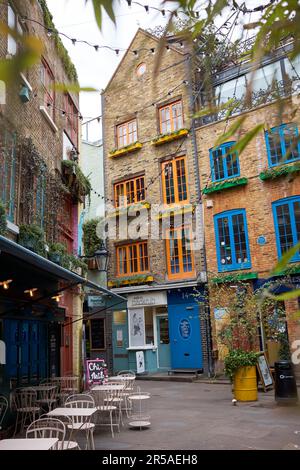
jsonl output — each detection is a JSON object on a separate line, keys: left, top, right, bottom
{"left": 203, "top": 177, "right": 248, "bottom": 194}
{"left": 90, "top": 0, "right": 116, "bottom": 30}
{"left": 224, "top": 349, "right": 258, "bottom": 381}
{"left": 18, "top": 224, "right": 46, "bottom": 256}
{"left": 271, "top": 242, "right": 300, "bottom": 276}
{"left": 38, "top": 0, "right": 78, "bottom": 83}
{"left": 259, "top": 163, "right": 300, "bottom": 181}
{"left": 83, "top": 218, "right": 102, "bottom": 257}
{"left": 0, "top": 200, "right": 7, "bottom": 235}
{"left": 61, "top": 160, "right": 91, "bottom": 201}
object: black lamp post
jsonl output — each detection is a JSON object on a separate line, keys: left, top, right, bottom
{"left": 94, "top": 240, "right": 109, "bottom": 272}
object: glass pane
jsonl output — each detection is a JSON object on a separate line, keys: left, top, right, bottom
{"left": 164, "top": 162, "right": 175, "bottom": 204}
{"left": 232, "top": 213, "right": 248, "bottom": 264}
{"left": 159, "top": 317, "right": 170, "bottom": 344}
{"left": 294, "top": 201, "right": 300, "bottom": 257}
{"left": 169, "top": 233, "right": 180, "bottom": 274}
{"left": 217, "top": 217, "right": 232, "bottom": 267}
{"left": 215, "top": 75, "right": 246, "bottom": 105}
{"left": 268, "top": 128, "right": 283, "bottom": 165}
{"left": 212, "top": 148, "right": 225, "bottom": 180}
{"left": 182, "top": 229, "right": 193, "bottom": 273}
{"left": 251, "top": 61, "right": 282, "bottom": 93}
{"left": 283, "top": 124, "right": 299, "bottom": 162}
{"left": 176, "top": 158, "right": 187, "bottom": 201}
{"left": 276, "top": 203, "right": 294, "bottom": 254}
{"left": 225, "top": 147, "right": 239, "bottom": 177}
{"left": 284, "top": 55, "right": 300, "bottom": 81}
{"left": 145, "top": 307, "right": 154, "bottom": 345}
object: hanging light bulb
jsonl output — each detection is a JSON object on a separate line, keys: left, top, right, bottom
{"left": 133, "top": 50, "right": 138, "bottom": 56}
{"left": 126, "top": 0, "right": 132, "bottom": 7}
{"left": 47, "top": 29, "right": 52, "bottom": 38}
{"left": 61, "top": 110, "right": 66, "bottom": 116}
{"left": 115, "top": 49, "right": 120, "bottom": 56}
{"left": 150, "top": 48, "right": 155, "bottom": 54}
{"left": 144, "top": 5, "right": 149, "bottom": 13}
{"left": 52, "top": 294, "right": 62, "bottom": 303}
{"left": 179, "top": 41, "right": 184, "bottom": 48}
{"left": 47, "top": 102, "right": 51, "bottom": 108}
{"left": 183, "top": 80, "right": 189, "bottom": 85}
{"left": 166, "top": 45, "right": 171, "bottom": 52}
{"left": 24, "top": 288, "right": 38, "bottom": 297}
{"left": 174, "top": 10, "right": 178, "bottom": 18}
{"left": 94, "top": 45, "right": 99, "bottom": 51}
{"left": 71, "top": 38, "right": 77, "bottom": 45}
{"left": 161, "top": 9, "right": 166, "bottom": 17}
{"left": 0, "top": 280, "right": 12, "bottom": 290}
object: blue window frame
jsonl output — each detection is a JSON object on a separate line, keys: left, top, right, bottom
{"left": 272, "top": 196, "right": 300, "bottom": 262}
{"left": 0, "top": 130, "right": 16, "bottom": 222}
{"left": 265, "top": 123, "right": 300, "bottom": 167}
{"left": 209, "top": 142, "right": 240, "bottom": 182}
{"left": 214, "top": 209, "right": 251, "bottom": 272}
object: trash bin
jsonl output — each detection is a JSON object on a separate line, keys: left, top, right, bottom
{"left": 274, "top": 360, "right": 298, "bottom": 403}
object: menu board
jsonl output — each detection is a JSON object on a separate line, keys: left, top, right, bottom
{"left": 90, "top": 319, "right": 105, "bottom": 350}
{"left": 86, "top": 359, "right": 107, "bottom": 385}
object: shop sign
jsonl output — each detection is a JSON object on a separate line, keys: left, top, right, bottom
{"left": 128, "top": 291, "right": 167, "bottom": 308}
{"left": 88, "top": 295, "right": 105, "bottom": 308}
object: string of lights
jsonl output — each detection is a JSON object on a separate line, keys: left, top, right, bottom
{"left": 124, "top": 0, "right": 201, "bottom": 18}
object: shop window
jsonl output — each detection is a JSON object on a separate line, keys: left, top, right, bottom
{"left": 114, "top": 175, "right": 145, "bottom": 207}
{"left": 159, "top": 100, "right": 183, "bottom": 134}
{"left": 265, "top": 123, "right": 300, "bottom": 167}
{"left": 89, "top": 319, "right": 105, "bottom": 350}
{"left": 161, "top": 156, "right": 188, "bottom": 205}
{"left": 117, "top": 119, "right": 137, "bottom": 149}
{"left": 214, "top": 209, "right": 251, "bottom": 272}
{"left": 113, "top": 311, "right": 127, "bottom": 325}
{"left": 144, "top": 307, "right": 154, "bottom": 345}
{"left": 210, "top": 142, "right": 240, "bottom": 182}
{"left": 273, "top": 196, "right": 300, "bottom": 262}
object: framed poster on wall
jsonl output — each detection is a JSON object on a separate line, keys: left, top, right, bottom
{"left": 129, "top": 308, "right": 145, "bottom": 347}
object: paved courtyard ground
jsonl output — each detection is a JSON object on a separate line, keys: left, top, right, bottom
{"left": 90, "top": 380, "right": 300, "bottom": 450}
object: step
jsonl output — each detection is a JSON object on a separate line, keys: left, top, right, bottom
{"left": 136, "top": 373, "right": 198, "bottom": 383}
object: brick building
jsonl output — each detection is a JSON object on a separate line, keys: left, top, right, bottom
{"left": 0, "top": 0, "right": 87, "bottom": 397}
{"left": 103, "top": 29, "right": 209, "bottom": 375}
{"left": 195, "top": 39, "right": 300, "bottom": 376}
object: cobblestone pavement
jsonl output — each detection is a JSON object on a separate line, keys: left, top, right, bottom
{"left": 85, "top": 380, "right": 300, "bottom": 450}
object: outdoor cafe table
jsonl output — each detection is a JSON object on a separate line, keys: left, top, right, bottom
{"left": 91, "top": 384, "right": 124, "bottom": 392}
{"left": 107, "top": 376, "right": 135, "bottom": 382}
{"left": 0, "top": 438, "right": 58, "bottom": 450}
{"left": 47, "top": 407, "right": 98, "bottom": 418}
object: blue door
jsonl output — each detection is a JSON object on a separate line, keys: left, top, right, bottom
{"left": 169, "top": 304, "right": 203, "bottom": 369}
{"left": 157, "top": 316, "right": 171, "bottom": 369}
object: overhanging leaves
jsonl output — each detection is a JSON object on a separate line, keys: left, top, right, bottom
{"left": 271, "top": 242, "right": 300, "bottom": 275}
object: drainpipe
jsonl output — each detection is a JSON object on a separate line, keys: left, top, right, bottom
{"left": 184, "top": 54, "right": 214, "bottom": 377}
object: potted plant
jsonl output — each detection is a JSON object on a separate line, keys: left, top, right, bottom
{"left": 83, "top": 218, "right": 103, "bottom": 269}
{"left": 224, "top": 349, "right": 258, "bottom": 401}
{"left": 18, "top": 224, "right": 46, "bottom": 256}
{"left": 0, "top": 200, "right": 7, "bottom": 235}
{"left": 48, "top": 242, "right": 67, "bottom": 265}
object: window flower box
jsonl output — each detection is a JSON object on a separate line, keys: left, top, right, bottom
{"left": 211, "top": 272, "right": 258, "bottom": 284}
{"left": 259, "top": 163, "right": 300, "bottom": 181}
{"left": 106, "top": 201, "right": 151, "bottom": 218}
{"left": 151, "top": 128, "right": 189, "bottom": 146}
{"left": 109, "top": 141, "right": 143, "bottom": 158}
{"left": 203, "top": 177, "right": 248, "bottom": 195}
{"left": 108, "top": 275, "right": 154, "bottom": 288}
{"left": 155, "top": 203, "right": 194, "bottom": 220}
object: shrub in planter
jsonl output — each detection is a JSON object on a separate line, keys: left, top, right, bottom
{"left": 48, "top": 242, "right": 68, "bottom": 265}
{"left": 0, "top": 200, "right": 7, "bottom": 235}
{"left": 224, "top": 349, "right": 258, "bottom": 381}
{"left": 18, "top": 224, "right": 46, "bottom": 256}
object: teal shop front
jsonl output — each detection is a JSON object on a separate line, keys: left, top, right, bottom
{"left": 112, "top": 291, "right": 169, "bottom": 373}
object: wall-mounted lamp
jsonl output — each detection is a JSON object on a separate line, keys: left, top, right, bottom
{"left": 19, "top": 85, "right": 30, "bottom": 103}
{"left": 52, "top": 294, "right": 62, "bottom": 303}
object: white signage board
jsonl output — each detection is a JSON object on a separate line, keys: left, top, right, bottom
{"left": 0, "top": 340, "right": 6, "bottom": 365}
{"left": 128, "top": 291, "right": 167, "bottom": 308}
{"left": 136, "top": 351, "right": 145, "bottom": 374}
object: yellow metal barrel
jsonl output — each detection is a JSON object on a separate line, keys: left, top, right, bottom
{"left": 234, "top": 366, "right": 258, "bottom": 401}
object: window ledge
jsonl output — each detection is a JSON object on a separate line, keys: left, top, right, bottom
{"left": 259, "top": 162, "right": 300, "bottom": 181}
{"left": 20, "top": 73, "right": 33, "bottom": 92}
{"left": 6, "top": 220, "right": 19, "bottom": 235}
{"left": 106, "top": 201, "right": 151, "bottom": 218}
{"left": 203, "top": 177, "right": 248, "bottom": 194}
{"left": 155, "top": 203, "right": 193, "bottom": 220}
{"left": 127, "top": 346, "right": 157, "bottom": 351}
{"left": 108, "top": 275, "right": 154, "bottom": 288}
{"left": 39, "top": 106, "right": 58, "bottom": 133}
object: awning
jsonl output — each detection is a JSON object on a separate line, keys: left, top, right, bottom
{"left": 0, "top": 235, "right": 126, "bottom": 318}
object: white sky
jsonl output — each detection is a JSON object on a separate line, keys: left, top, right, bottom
{"left": 46, "top": 0, "right": 262, "bottom": 133}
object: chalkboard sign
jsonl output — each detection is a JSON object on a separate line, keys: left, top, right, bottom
{"left": 90, "top": 319, "right": 105, "bottom": 350}
{"left": 257, "top": 352, "right": 273, "bottom": 391}
{"left": 86, "top": 358, "right": 108, "bottom": 385}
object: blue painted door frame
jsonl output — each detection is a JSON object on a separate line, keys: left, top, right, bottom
{"left": 168, "top": 289, "right": 203, "bottom": 369}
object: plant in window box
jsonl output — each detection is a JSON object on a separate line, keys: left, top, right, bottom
{"left": 18, "top": 224, "right": 46, "bottom": 256}
{"left": 61, "top": 160, "right": 76, "bottom": 175}
{"left": 48, "top": 242, "right": 68, "bottom": 265}
{"left": 0, "top": 200, "right": 7, "bottom": 235}
{"left": 109, "top": 141, "right": 143, "bottom": 158}
{"left": 151, "top": 128, "right": 189, "bottom": 146}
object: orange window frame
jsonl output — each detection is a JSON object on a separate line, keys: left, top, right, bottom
{"left": 161, "top": 156, "right": 189, "bottom": 205}
{"left": 116, "top": 242, "right": 149, "bottom": 277}
{"left": 159, "top": 100, "right": 183, "bottom": 134}
{"left": 165, "top": 226, "right": 195, "bottom": 280}
{"left": 117, "top": 119, "right": 137, "bottom": 148}
{"left": 114, "top": 175, "right": 145, "bottom": 207}
{"left": 41, "top": 58, "right": 55, "bottom": 120}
